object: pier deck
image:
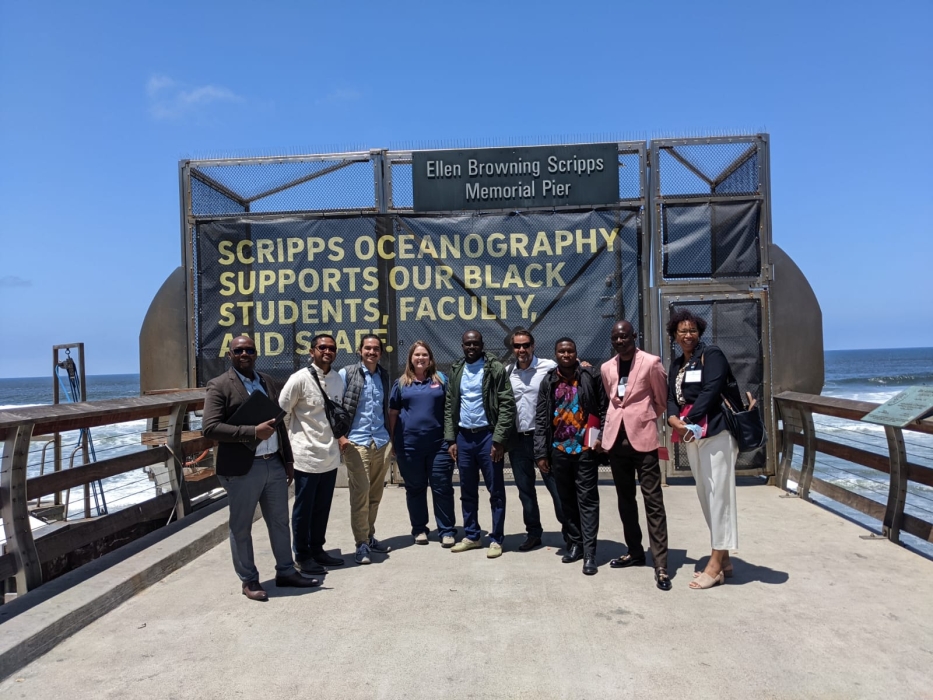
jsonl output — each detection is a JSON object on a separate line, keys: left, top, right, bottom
{"left": 1, "top": 482, "right": 931, "bottom": 699}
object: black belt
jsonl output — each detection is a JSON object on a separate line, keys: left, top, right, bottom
{"left": 460, "top": 426, "right": 492, "bottom": 434}
{"left": 254, "top": 452, "right": 279, "bottom": 461}
{"left": 519, "top": 430, "right": 535, "bottom": 437}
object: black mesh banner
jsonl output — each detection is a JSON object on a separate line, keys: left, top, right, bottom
{"left": 194, "top": 209, "right": 641, "bottom": 384}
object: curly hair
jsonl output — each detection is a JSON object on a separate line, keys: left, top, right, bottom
{"left": 666, "top": 309, "right": 707, "bottom": 340}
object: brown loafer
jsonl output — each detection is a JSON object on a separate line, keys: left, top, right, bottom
{"left": 242, "top": 580, "right": 268, "bottom": 601}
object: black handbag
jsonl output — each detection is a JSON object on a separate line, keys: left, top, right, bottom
{"left": 307, "top": 367, "right": 353, "bottom": 439}
{"left": 720, "top": 371, "right": 767, "bottom": 452}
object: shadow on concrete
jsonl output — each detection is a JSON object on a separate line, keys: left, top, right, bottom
{"left": 693, "top": 555, "right": 790, "bottom": 585}
{"left": 262, "top": 578, "right": 329, "bottom": 598}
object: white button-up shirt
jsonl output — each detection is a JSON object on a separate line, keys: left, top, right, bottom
{"left": 509, "top": 356, "right": 557, "bottom": 433}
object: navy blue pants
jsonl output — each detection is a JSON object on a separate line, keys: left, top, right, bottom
{"left": 397, "top": 438, "right": 457, "bottom": 539}
{"left": 457, "top": 428, "right": 506, "bottom": 544}
{"left": 509, "top": 433, "right": 566, "bottom": 539}
{"left": 291, "top": 468, "right": 337, "bottom": 563}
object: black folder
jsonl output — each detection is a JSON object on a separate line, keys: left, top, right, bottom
{"left": 227, "top": 390, "right": 286, "bottom": 427}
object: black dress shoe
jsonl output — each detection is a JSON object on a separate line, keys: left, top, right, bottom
{"left": 296, "top": 559, "right": 327, "bottom": 576}
{"left": 242, "top": 580, "right": 268, "bottom": 601}
{"left": 655, "top": 567, "right": 672, "bottom": 591}
{"left": 312, "top": 551, "right": 345, "bottom": 567}
{"left": 561, "top": 544, "right": 583, "bottom": 563}
{"left": 609, "top": 553, "right": 646, "bottom": 569}
{"left": 518, "top": 535, "right": 542, "bottom": 552}
{"left": 582, "top": 557, "right": 598, "bottom": 575}
{"left": 275, "top": 571, "right": 321, "bottom": 588}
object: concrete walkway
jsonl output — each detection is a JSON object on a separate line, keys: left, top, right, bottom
{"left": 1, "top": 482, "right": 931, "bottom": 699}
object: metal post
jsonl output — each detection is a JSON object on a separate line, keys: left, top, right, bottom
{"left": 798, "top": 407, "right": 816, "bottom": 501}
{"left": 1, "top": 422, "right": 43, "bottom": 592}
{"left": 164, "top": 402, "right": 191, "bottom": 520}
{"left": 882, "top": 425, "right": 908, "bottom": 542}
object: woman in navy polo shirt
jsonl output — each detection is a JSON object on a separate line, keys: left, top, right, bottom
{"left": 388, "top": 341, "right": 458, "bottom": 547}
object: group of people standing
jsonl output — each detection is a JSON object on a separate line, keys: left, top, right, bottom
{"left": 203, "top": 308, "right": 742, "bottom": 601}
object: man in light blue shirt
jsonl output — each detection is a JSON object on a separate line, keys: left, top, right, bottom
{"left": 339, "top": 334, "right": 393, "bottom": 565}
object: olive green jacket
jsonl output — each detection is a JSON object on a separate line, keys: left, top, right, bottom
{"left": 443, "top": 352, "right": 515, "bottom": 446}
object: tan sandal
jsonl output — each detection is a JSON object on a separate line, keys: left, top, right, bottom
{"left": 693, "top": 565, "right": 733, "bottom": 579}
{"left": 689, "top": 571, "right": 724, "bottom": 589}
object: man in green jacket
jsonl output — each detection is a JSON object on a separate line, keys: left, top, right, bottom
{"left": 444, "top": 330, "right": 516, "bottom": 558}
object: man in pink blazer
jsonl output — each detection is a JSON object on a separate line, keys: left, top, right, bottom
{"left": 599, "top": 320, "right": 672, "bottom": 591}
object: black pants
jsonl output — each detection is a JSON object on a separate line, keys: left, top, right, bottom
{"left": 608, "top": 438, "right": 669, "bottom": 570}
{"left": 550, "top": 450, "right": 600, "bottom": 558}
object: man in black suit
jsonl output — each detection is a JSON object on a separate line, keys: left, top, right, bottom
{"left": 202, "top": 335, "right": 320, "bottom": 601}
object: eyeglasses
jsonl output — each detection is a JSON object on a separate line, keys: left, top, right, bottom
{"left": 611, "top": 334, "right": 633, "bottom": 341}
{"left": 231, "top": 347, "right": 256, "bottom": 356}
{"left": 512, "top": 342, "right": 531, "bottom": 349}
{"left": 316, "top": 345, "right": 337, "bottom": 353}
{"left": 463, "top": 341, "right": 482, "bottom": 347}
{"left": 677, "top": 328, "right": 699, "bottom": 336}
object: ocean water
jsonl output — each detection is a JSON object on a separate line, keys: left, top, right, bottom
{"left": 2, "top": 351, "right": 932, "bottom": 551}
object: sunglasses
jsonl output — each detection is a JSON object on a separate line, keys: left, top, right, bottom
{"left": 316, "top": 345, "right": 337, "bottom": 353}
{"left": 513, "top": 342, "right": 532, "bottom": 349}
{"left": 232, "top": 347, "right": 256, "bottom": 356}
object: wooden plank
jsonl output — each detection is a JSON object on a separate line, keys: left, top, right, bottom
{"left": 187, "top": 475, "right": 221, "bottom": 499}
{"left": 786, "top": 467, "right": 887, "bottom": 520}
{"left": 784, "top": 431, "right": 933, "bottom": 488}
{"left": 0, "top": 391, "right": 206, "bottom": 439}
{"left": 0, "top": 552, "right": 17, "bottom": 581}
{"left": 776, "top": 392, "right": 933, "bottom": 436}
{"left": 902, "top": 512, "right": 933, "bottom": 544}
{"left": 180, "top": 436, "right": 215, "bottom": 455}
{"left": 35, "top": 493, "right": 176, "bottom": 563}
{"left": 27, "top": 448, "right": 169, "bottom": 500}
{"left": 141, "top": 430, "right": 202, "bottom": 446}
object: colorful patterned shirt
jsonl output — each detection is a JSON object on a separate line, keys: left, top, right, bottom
{"left": 552, "top": 375, "right": 588, "bottom": 454}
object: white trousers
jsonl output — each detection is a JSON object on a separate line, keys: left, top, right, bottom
{"left": 684, "top": 429, "right": 739, "bottom": 550}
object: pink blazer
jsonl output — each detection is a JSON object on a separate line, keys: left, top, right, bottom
{"left": 600, "top": 348, "right": 669, "bottom": 453}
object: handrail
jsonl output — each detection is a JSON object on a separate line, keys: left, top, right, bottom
{"left": 774, "top": 391, "right": 933, "bottom": 547}
{"left": 0, "top": 390, "right": 214, "bottom": 598}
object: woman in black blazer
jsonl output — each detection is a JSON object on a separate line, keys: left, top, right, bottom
{"left": 666, "top": 309, "right": 739, "bottom": 590}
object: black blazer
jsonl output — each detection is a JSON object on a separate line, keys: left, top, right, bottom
{"left": 202, "top": 368, "right": 294, "bottom": 477}
{"left": 533, "top": 364, "right": 607, "bottom": 462}
{"left": 666, "top": 342, "right": 731, "bottom": 439}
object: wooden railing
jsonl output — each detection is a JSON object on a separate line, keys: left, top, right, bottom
{"left": 774, "top": 391, "right": 933, "bottom": 546}
{"left": 0, "top": 390, "right": 213, "bottom": 597}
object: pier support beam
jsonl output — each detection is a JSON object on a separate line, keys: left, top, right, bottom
{"left": 1, "top": 422, "right": 42, "bottom": 593}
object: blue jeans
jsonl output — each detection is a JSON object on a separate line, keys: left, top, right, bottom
{"left": 509, "top": 433, "right": 566, "bottom": 539}
{"left": 218, "top": 454, "right": 296, "bottom": 582}
{"left": 457, "top": 428, "right": 506, "bottom": 544}
{"left": 396, "top": 438, "right": 457, "bottom": 539}
{"left": 291, "top": 468, "right": 337, "bottom": 562}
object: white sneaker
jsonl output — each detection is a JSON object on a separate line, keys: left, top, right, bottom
{"left": 486, "top": 542, "right": 503, "bottom": 559}
{"left": 414, "top": 532, "right": 429, "bottom": 545}
{"left": 441, "top": 535, "right": 456, "bottom": 548}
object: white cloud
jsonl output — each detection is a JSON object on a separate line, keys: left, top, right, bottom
{"left": 0, "top": 275, "right": 32, "bottom": 288}
{"left": 316, "top": 88, "right": 362, "bottom": 106}
{"left": 147, "top": 74, "right": 245, "bottom": 120}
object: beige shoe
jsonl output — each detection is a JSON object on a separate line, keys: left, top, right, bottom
{"left": 486, "top": 542, "right": 503, "bottom": 559}
{"left": 441, "top": 535, "right": 456, "bottom": 548}
{"left": 451, "top": 538, "right": 482, "bottom": 553}
{"left": 414, "top": 532, "right": 429, "bottom": 545}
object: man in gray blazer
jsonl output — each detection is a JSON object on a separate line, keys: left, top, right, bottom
{"left": 202, "top": 335, "right": 320, "bottom": 601}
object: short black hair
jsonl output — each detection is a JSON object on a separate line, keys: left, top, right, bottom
{"left": 666, "top": 309, "right": 707, "bottom": 340}
{"left": 311, "top": 333, "right": 336, "bottom": 348}
{"left": 554, "top": 337, "right": 576, "bottom": 351}
{"left": 358, "top": 333, "right": 383, "bottom": 351}
{"left": 511, "top": 328, "right": 535, "bottom": 345}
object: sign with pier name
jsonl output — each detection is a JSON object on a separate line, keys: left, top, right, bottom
{"left": 861, "top": 386, "right": 933, "bottom": 428}
{"left": 412, "top": 143, "right": 620, "bottom": 212}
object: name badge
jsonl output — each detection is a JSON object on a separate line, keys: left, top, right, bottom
{"left": 617, "top": 377, "right": 628, "bottom": 398}
{"left": 684, "top": 370, "right": 702, "bottom": 383}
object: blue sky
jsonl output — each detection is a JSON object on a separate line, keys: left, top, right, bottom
{"left": 1, "top": 1, "right": 931, "bottom": 378}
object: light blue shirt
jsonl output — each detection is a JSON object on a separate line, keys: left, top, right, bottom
{"left": 509, "top": 356, "right": 557, "bottom": 433}
{"left": 458, "top": 357, "right": 489, "bottom": 429}
{"left": 233, "top": 369, "right": 279, "bottom": 456}
{"left": 339, "top": 365, "right": 390, "bottom": 448}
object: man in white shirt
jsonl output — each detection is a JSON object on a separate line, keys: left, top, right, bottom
{"left": 279, "top": 334, "right": 347, "bottom": 571}
{"left": 506, "top": 328, "right": 567, "bottom": 551}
